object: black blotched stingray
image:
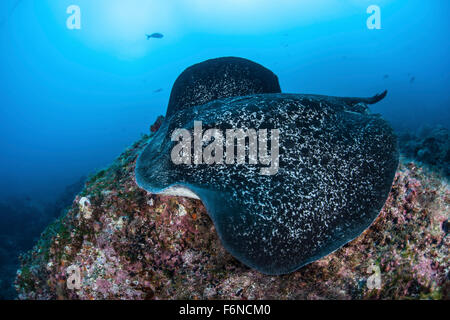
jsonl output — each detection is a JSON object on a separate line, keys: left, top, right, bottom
{"left": 146, "top": 33, "right": 164, "bottom": 40}
{"left": 135, "top": 57, "right": 398, "bottom": 275}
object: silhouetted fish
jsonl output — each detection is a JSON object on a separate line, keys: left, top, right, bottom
{"left": 146, "top": 33, "right": 164, "bottom": 40}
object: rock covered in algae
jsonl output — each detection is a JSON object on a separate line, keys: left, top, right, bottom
{"left": 14, "top": 127, "right": 449, "bottom": 300}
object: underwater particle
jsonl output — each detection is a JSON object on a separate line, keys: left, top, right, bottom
{"left": 165, "top": 57, "right": 281, "bottom": 117}
{"left": 135, "top": 57, "right": 399, "bottom": 275}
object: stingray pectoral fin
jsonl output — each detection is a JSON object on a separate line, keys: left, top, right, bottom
{"left": 342, "top": 90, "right": 388, "bottom": 106}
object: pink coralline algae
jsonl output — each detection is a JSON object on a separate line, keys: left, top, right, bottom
{"left": 15, "top": 129, "right": 449, "bottom": 300}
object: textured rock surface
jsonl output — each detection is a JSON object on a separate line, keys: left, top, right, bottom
{"left": 398, "top": 125, "right": 449, "bottom": 177}
{"left": 15, "top": 130, "right": 449, "bottom": 300}
{"left": 137, "top": 93, "right": 399, "bottom": 274}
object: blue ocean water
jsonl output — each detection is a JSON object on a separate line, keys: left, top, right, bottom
{"left": 0, "top": 0, "right": 448, "bottom": 299}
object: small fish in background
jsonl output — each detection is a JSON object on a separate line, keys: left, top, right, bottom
{"left": 410, "top": 76, "right": 416, "bottom": 84}
{"left": 146, "top": 33, "right": 164, "bottom": 40}
{"left": 153, "top": 88, "right": 163, "bottom": 93}
{"left": 383, "top": 74, "right": 389, "bottom": 79}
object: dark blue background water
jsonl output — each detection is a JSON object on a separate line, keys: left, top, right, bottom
{"left": 0, "top": 0, "right": 448, "bottom": 299}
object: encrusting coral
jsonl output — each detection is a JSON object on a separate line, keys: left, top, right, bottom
{"left": 15, "top": 119, "right": 449, "bottom": 300}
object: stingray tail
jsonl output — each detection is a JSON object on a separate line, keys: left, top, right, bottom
{"left": 342, "top": 90, "right": 388, "bottom": 106}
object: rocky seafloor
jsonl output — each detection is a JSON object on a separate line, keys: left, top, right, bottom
{"left": 15, "top": 124, "right": 449, "bottom": 300}
{"left": 398, "top": 125, "right": 449, "bottom": 178}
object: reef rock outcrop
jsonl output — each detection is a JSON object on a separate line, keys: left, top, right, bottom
{"left": 15, "top": 127, "right": 449, "bottom": 300}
